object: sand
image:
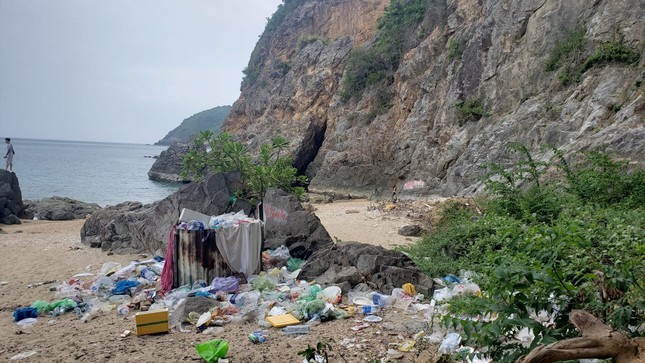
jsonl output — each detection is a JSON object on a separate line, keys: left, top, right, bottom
{"left": 0, "top": 200, "right": 441, "bottom": 363}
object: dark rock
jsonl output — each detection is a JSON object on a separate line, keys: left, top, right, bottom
{"left": 263, "top": 189, "right": 333, "bottom": 260}
{"left": 398, "top": 224, "right": 422, "bottom": 237}
{"left": 147, "top": 142, "right": 191, "bottom": 183}
{"left": 23, "top": 197, "right": 101, "bottom": 221}
{"left": 300, "top": 241, "right": 433, "bottom": 295}
{"left": 0, "top": 170, "right": 23, "bottom": 224}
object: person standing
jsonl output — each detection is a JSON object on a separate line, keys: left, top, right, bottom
{"left": 4, "top": 138, "right": 14, "bottom": 172}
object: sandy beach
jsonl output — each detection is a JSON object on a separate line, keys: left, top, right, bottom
{"left": 0, "top": 200, "right": 441, "bottom": 363}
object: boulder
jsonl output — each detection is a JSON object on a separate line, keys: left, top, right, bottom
{"left": 300, "top": 241, "right": 433, "bottom": 296}
{"left": 398, "top": 224, "right": 422, "bottom": 237}
{"left": 147, "top": 142, "right": 191, "bottom": 182}
{"left": 23, "top": 197, "right": 101, "bottom": 221}
{"left": 81, "top": 172, "right": 252, "bottom": 254}
{"left": 0, "top": 170, "right": 23, "bottom": 224}
{"left": 263, "top": 188, "right": 333, "bottom": 260}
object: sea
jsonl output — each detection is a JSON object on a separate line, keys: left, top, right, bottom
{"left": 8, "top": 138, "right": 181, "bottom": 206}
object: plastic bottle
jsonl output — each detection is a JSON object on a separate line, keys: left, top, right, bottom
{"left": 361, "top": 305, "right": 380, "bottom": 315}
{"left": 282, "top": 325, "right": 310, "bottom": 335}
{"left": 117, "top": 304, "right": 130, "bottom": 317}
{"left": 141, "top": 267, "right": 156, "bottom": 281}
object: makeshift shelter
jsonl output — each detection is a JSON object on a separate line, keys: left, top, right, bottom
{"left": 165, "top": 209, "right": 262, "bottom": 290}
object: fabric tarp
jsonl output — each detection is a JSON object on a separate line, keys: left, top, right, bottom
{"left": 215, "top": 221, "right": 262, "bottom": 276}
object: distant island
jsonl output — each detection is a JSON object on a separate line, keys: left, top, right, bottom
{"left": 155, "top": 105, "right": 231, "bottom": 145}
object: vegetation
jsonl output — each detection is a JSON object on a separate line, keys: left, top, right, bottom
{"left": 403, "top": 145, "right": 644, "bottom": 362}
{"left": 298, "top": 337, "right": 334, "bottom": 363}
{"left": 298, "top": 34, "right": 326, "bottom": 50}
{"left": 341, "top": 0, "right": 428, "bottom": 102}
{"left": 545, "top": 26, "right": 640, "bottom": 85}
{"left": 447, "top": 38, "right": 465, "bottom": 61}
{"left": 155, "top": 106, "right": 231, "bottom": 145}
{"left": 182, "top": 131, "right": 306, "bottom": 205}
{"left": 264, "top": 0, "right": 306, "bottom": 33}
{"left": 455, "top": 98, "right": 490, "bottom": 125}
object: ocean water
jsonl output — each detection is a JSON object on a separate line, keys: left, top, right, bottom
{"left": 8, "top": 138, "right": 181, "bottom": 206}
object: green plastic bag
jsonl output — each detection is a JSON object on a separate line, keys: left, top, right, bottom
{"left": 286, "top": 257, "right": 304, "bottom": 272}
{"left": 31, "top": 300, "right": 48, "bottom": 314}
{"left": 45, "top": 298, "right": 77, "bottom": 312}
{"left": 195, "top": 339, "right": 228, "bottom": 363}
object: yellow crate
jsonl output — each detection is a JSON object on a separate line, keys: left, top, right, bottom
{"left": 135, "top": 308, "right": 169, "bottom": 336}
{"left": 266, "top": 313, "right": 300, "bottom": 328}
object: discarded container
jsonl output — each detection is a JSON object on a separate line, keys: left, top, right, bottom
{"left": 322, "top": 286, "right": 341, "bottom": 304}
{"left": 134, "top": 308, "right": 169, "bottom": 336}
{"left": 266, "top": 313, "right": 300, "bottom": 328}
{"left": 361, "top": 305, "right": 380, "bottom": 315}
{"left": 282, "top": 324, "right": 310, "bottom": 335}
{"left": 248, "top": 330, "right": 267, "bottom": 344}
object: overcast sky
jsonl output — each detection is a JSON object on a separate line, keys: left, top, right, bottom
{"left": 0, "top": 0, "right": 281, "bottom": 144}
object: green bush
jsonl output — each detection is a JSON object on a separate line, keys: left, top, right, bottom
{"left": 545, "top": 26, "right": 640, "bottom": 85}
{"left": 182, "top": 131, "right": 306, "bottom": 205}
{"left": 341, "top": 0, "right": 427, "bottom": 102}
{"left": 403, "top": 145, "right": 644, "bottom": 362}
{"left": 455, "top": 98, "right": 490, "bottom": 124}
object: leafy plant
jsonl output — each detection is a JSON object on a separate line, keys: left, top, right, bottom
{"left": 403, "top": 144, "right": 644, "bottom": 362}
{"left": 298, "top": 337, "right": 334, "bottom": 363}
{"left": 447, "top": 38, "right": 464, "bottom": 61}
{"left": 455, "top": 98, "right": 490, "bottom": 125}
{"left": 341, "top": 0, "right": 428, "bottom": 102}
{"left": 182, "top": 131, "right": 306, "bottom": 206}
{"left": 545, "top": 26, "right": 586, "bottom": 72}
{"left": 298, "top": 34, "right": 326, "bottom": 49}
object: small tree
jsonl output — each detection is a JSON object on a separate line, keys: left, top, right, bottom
{"left": 182, "top": 131, "right": 306, "bottom": 219}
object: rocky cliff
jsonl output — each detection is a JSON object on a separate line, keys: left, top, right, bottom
{"left": 223, "top": 0, "right": 644, "bottom": 198}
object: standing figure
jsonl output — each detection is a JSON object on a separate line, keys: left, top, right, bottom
{"left": 4, "top": 138, "right": 14, "bottom": 172}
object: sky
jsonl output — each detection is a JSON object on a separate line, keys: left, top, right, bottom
{"left": 0, "top": 0, "right": 282, "bottom": 144}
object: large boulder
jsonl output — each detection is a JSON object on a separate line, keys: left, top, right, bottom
{"left": 300, "top": 241, "right": 434, "bottom": 296}
{"left": 263, "top": 188, "right": 333, "bottom": 260}
{"left": 23, "top": 197, "right": 101, "bottom": 221}
{"left": 0, "top": 170, "right": 23, "bottom": 224}
{"left": 147, "top": 142, "right": 191, "bottom": 182}
{"left": 81, "top": 172, "right": 253, "bottom": 254}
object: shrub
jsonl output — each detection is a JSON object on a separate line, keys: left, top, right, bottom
{"left": 545, "top": 26, "right": 586, "bottom": 72}
{"left": 341, "top": 0, "right": 428, "bottom": 102}
{"left": 403, "top": 145, "right": 644, "bottom": 362}
{"left": 182, "top": 131, "right": 306, "bottom": 205}
{"left": 455, "top": 98, "right": 490, "bottom": 124}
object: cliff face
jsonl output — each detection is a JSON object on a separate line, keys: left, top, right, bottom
{"left": 223, "top": 0, "right": 644, "bottom": 198}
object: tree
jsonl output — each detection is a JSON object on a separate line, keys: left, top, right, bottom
{"left": 182, "top": 131, "right": 306, "bottom": 218}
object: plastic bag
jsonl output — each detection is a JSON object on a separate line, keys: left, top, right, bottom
{"left": 251, "top": 276, "right": 275, "bottom": 292}
{"left": 438, "top": 333, "right": 461, "bottom": 354}
{"left": 210, "top": 276, "right": 240, "bottom": 293}
{"left": 195, "top": 339, "right": 229, "bottom": 363}
{"left": 286, "top": 258, "right": 304, "bottom": 272}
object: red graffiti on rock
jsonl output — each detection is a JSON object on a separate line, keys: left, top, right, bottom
{"left": 265, "top": 204, "right": 288, "bottom": 223}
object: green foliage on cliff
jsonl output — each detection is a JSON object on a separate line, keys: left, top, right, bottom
{"left": 265, "top": 0, "right": 306, "bottom": 33}
{"left": 341, "top": 0, "right": 428, "bottom": 102}
{"left": 403, "top": 147, "right": 644, "bottom": 362}
{"left": 455, "top": 98, "right": 490, "bottom": 125}
{"left": 546, "top": 27, "right": 640, "bottom": 85}
{"left": 155, "top": 106, "right": 231, "bottom": 145}
{"left": 182, "top": 131, "right": 306, "bottom": 204}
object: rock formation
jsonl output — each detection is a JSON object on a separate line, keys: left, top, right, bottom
{"left": 223, "top": 0, "right": 644, "bottom": 198}
{"left": 0, "top": 170, "right": 23, "bottom": 224}
{"left": 148, "top": 142, "right": 191, "bottom": 183}
{"left": 23, "top": 197, "right": 101, "bottom": 221}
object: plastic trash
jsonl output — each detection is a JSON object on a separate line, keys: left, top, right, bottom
{"left": 117, "top": 304, "right": 130, "bottom": 317}
{"left": 140, "top": 267, "right": 157, "bottom": 281}
{"left": 248, "top": 330, "right": 267, "bottom": 344}
{"left": 16, "top": 318, "right": 38, "bottom": 327}
{"left": 210, "top": 276, "right": 239, "bottom": 292}
{"left": 369, "top": 292, "right": 389, "bottom": 307}
{"left": 282, "top": 324, "right": 310, "bottom": 335}
{"left": 10, "top": 351, "right": 37, "bottom": 360}
{"left": 361, "top": 305, "right": 379, "bottom": 315}
{"left": 13, "top": 307, "right": 38, "bottom": 322}
{"left": 111, "top": 279, "right": 140, "bottom": 295}
{"left": 438, "top": 333, "right": 462, "bottom": 354}
{"left": 321, "top": 286, "right": 341, "bottom": 304}
{"left": 195, "top": 339, "right": 229, "bottom": 363}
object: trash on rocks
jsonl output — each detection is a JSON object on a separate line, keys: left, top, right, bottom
{"left": 195, "top": 339, "right": 228, "bottom": 363}
{"left": 398, "top": 340, "right": 416, "bottom": 352}
{"left": 351, "top": 322, "right": 370, "bottom": 331}
{"left": 26, "top": 280, "right": 56, "bottom": 288}
{"left": 363, "top": 315, "right": 382, "bottom": 323}
{"left": 120, "top": 330, "right": 131, "bottom": 338}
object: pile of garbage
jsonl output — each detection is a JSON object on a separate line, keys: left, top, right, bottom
{"left": 12, "top": 243, "right": 499, "bottom": 362}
